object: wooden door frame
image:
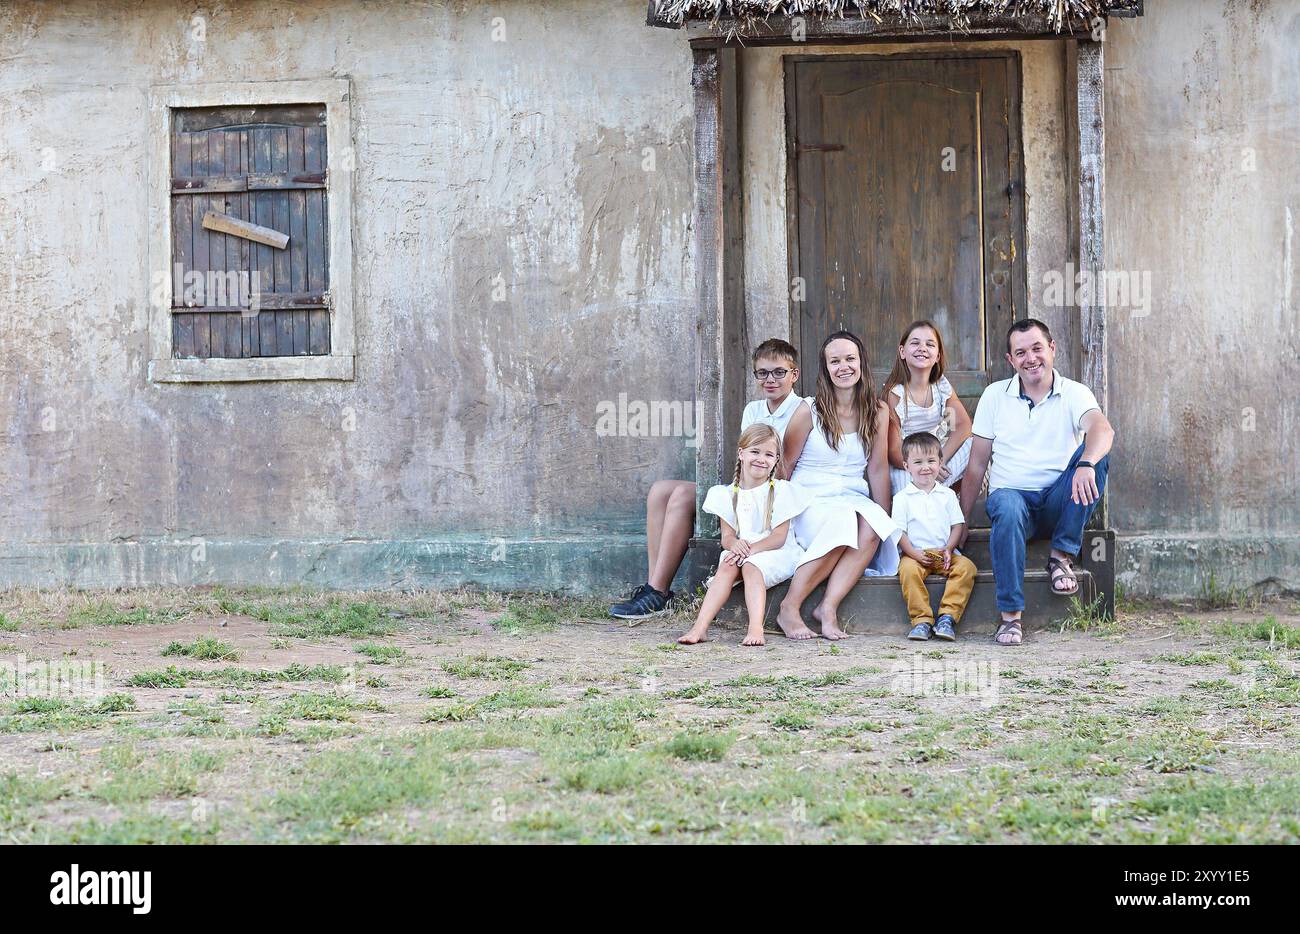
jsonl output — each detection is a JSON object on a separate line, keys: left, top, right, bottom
{"left": 782, "top": 50, "right": 1028, "bottom": 401}
{"left": 686, "top": 34, "right": 1111, "bottom": 544}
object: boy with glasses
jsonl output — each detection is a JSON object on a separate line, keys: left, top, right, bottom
{"left": 610, "top": 339, "right": 806, "bottom": 619}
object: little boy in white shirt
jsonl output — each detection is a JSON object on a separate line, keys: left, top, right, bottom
{"left": 892, "top": 432, "right": 978, "bottom": 641}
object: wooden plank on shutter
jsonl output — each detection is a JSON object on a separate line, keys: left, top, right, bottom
{"left": 239, "top": 128, "right": 257, "bottom": 357}
{"left": 249, "top": 172, "right": 326, "bottom": 190}
{"left": 191, "top": 131, "right": 211, "bottom": 359}
{"left": 272, "top": 127, "right": 294, "bottom": 358}
{"left": 289, "top": 126, "right": 309, "bottom": 355}
{"left": 304, "top": 123, "right": 330, "bottom": 354}
{"left": 253, "top": 126, "right": 278, "bottom": 356}
{"left": 208, "top": 131, "right": 228, "bottom": 357}
{"left": 175, "top": 104, "right": 326, "bottom": 134}
{"left": 172, "top": 130, "right": 195, "bottom": 358}
{"left": 222, "top": 130, "right": 244, "bottom": 358}
{"left": 178, "top": 291, "right": 326, "bottom": 311}
{"left": 171, "top": 173, "right": 326, "bottom": 193}
{"left": 172, "top": 176, "right": 248, "bottom": 193}
{"left": 201, "top": 211, "right": 289, "bottom": 249}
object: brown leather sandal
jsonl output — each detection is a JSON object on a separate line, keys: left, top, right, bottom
{"left": 1046, "top": 556, "right": 1080, "bottom": 597}
{"left": 994, "top": 619, "right": 1023, "bottom": 646}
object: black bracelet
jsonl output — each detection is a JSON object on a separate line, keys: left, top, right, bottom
{"left": 1076, "top": 460, "right": 1095, "bottom": 470}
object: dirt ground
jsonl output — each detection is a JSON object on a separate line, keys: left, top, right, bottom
{"left": 1, "top": 587, "right": 1297, "bottom": 843}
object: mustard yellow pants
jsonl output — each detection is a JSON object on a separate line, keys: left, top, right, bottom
{"left": 898, "top": 553, "right": 977, "bottom": 626}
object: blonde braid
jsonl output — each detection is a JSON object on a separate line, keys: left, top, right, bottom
{"left": 730, "top": 455, "right": 742, "bottom": 526}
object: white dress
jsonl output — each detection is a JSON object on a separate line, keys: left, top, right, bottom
{"left": 790, "top": 404, "right": 902, "bottom": 577}
{"left": 888, "top": 377, "right": 973, "bottom": 495}
{"left": 701, "top": 479, "right": 810, "bottom": 588}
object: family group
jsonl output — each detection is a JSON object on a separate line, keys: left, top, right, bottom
{"left": 609, "top": 319, "right": 1114, "bottom": 648}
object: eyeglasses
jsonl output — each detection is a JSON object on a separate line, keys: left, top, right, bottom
{"left": 753, "top": 368, "right": 790, "bottom": 381}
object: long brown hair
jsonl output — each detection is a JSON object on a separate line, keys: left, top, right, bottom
{"left": 882, "top": 320, "right": 948, "bottom": 420}
{"left": 730, "top": 423, "right": 784, "bottom": 532}
{"left": 813, "top": 330, "right": 880, "bottom": 452}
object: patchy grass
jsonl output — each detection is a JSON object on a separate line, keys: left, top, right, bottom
{"left": 1, "top": 587, "right": 1297, "bottom": 843}
{"left": 441, "top": 655, "right": 530, "bottom": 681}
{"left": 356, "top": 643, "right": 407, "bottom": 664}
{"left": 128, "top": 664, "right": 352, "bottom": 689}
{"left": 163, "top": 637, "right": 241, "bottom": 662}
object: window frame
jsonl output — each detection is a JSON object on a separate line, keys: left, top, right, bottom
{"left": 147, "top": 78, "right": 355, "bottom": 382}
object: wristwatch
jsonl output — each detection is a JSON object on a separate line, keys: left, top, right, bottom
{"left": 1076, "top": 460, "right": 1095, "bottom": 470}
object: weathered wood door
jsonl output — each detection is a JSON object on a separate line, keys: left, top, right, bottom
{"left": 787, "top": 54, "right": 1026, "bottom": 402}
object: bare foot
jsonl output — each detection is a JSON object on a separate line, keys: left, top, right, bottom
{"left": 775, "top": 606, "right": 816, "bottom": 641}
{"left": 678, "top": 622, "right": 710, "bottom": 645}
{"left": 813, "top": 603, "right": 850, "bottom": 640}
{"left": 741, "top": 627, "right": 766, "bottom": 647}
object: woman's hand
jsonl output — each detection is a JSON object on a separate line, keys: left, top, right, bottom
{"left": 730, "top": 539, "right": 753, "bottom": 559}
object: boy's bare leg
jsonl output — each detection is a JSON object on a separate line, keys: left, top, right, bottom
{"left": 678, "top": 562, "right": 739, "bottom": 644}
{"left": 645, "top": 480, "right": 678, "bottom": 581}
{"left": 813, "top": 518, "right": 880, "bottom": 640}
{"left": 650, "top": 481, "right": 695, "bottom": 594}
{"left": 740, "top": 563, "right": 768, "bottom": 646}
{"left": 776, "top": 547, "right": 844, "bottom": 640}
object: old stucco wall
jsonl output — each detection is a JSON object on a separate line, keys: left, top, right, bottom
{"left": 0, "top": 0, "right": 697, "bottom": 591}
{"left": 1106, "top": 0, "right": 1300, "bottom": 597}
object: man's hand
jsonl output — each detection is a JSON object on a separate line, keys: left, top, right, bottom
{"left": 936, "top": 463, "right": 952, "bottom": 483}
{"left": 1071, "top": 465, "right": 1099, "bottom": 505}
{"left": 940, "top": 549, "right": 953, "bottom": 571}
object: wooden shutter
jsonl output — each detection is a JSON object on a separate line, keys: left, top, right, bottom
{"left": 170, "top": 105, "right": 330, "bottom": 358}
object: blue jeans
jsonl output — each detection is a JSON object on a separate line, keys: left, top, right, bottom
{"left": 985, "top": 443, "right": 1109, "bottom": 614}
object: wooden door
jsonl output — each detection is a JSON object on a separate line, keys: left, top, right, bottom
{"left": 786, "top": 54, "right": 1026, "bottom": 402}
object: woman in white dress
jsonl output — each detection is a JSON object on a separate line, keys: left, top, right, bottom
{"left": 882, "top": 320, "right": 974, "bottom": 495}
{"left": 776, "top": 332, "right": 902, "bottom": 641}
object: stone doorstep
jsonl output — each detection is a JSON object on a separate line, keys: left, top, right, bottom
{"left": 710, "top": 569, "right": 1099, "bottom": 636}
{"left": 689, "top": 529, "right": 1117, "bottom": 635}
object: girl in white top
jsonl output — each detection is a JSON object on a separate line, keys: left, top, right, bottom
{"left": 679, "top": 424, "right": 810, "bottom": 647}
{"left": 883, "top": 320, "right": 974, "bottom": 495}
{"left": 776, "top": 332, "right": 903, "bottom": 641}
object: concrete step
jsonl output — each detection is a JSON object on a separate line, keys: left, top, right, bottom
{"left": 953, "top": 529, "right": 1053, "bottom": 568}
{"left": 711, "top": 568, "right": 1099, "bottom": 636}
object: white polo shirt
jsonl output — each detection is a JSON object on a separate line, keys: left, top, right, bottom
{"left": 892, "top": 482, "right": 966, "bottom": 551}
{"left": 740, "top": 392, "right": 807, "bottom": 439}
{"left": 971, "top": 369, "right": 1100, "bottom": 492}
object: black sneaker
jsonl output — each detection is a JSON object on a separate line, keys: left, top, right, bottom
{"left": 610, "top": 585, "right": 672, "bottom": 620}
{"left": 609, "top": 583, "right": 652, "bottom": 617}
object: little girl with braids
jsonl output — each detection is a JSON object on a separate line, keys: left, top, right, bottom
{"left": 678, "top": 423, "right": 811, "bottom": 647}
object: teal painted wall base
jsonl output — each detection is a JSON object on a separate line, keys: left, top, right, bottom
{"left": 0, "top": 535, "right": 680, "bottom": 597}
{"left": 1117, "top": 533, "right": 1300, "bottom": 601}
{"left": 0, "top": 533, "right": 1295, "bottom": 601}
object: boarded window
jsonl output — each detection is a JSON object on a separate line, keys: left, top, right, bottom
{"left": 170, "top": 105, "right": 330, "bottom": 358}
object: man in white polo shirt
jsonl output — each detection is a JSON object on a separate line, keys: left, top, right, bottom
{"left": 959, "top": 319, "right": 1115, "bottom": 646}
